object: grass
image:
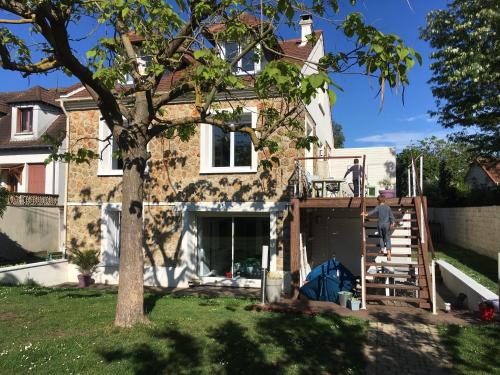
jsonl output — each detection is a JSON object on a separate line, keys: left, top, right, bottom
{"left": 435, "top": 242, "right": 498, "bottom": 293}
{"left": 0, "top": 285, "right": 367, "bottom": 374}
{"left": 438, "top": 324, "right": 500, "bottom": 375}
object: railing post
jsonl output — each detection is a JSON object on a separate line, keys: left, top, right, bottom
{"left": 360, "top": 154, "right": 367, "bottom": 309}
{"left": 432, "top": 259, "right": 437, "bottom": 314}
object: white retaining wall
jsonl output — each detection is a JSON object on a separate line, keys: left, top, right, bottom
{"left": 428, "top": 206, "right": 500, "bottom": 259}
{"left": 437, "top": 260, "right": 498, "bottom": 312}
{"left": 0, "top": 259, "right": 70, "bottom": 286}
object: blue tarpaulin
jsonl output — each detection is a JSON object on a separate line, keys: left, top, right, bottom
{"left": 299, "top": 258, "right": 356, "bottom": 303}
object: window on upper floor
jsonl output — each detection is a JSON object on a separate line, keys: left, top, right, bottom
{"left": 222, "top": 42, "right": 260, "bottom": 75}
{"left": 98, "top": 119, "right": 123, "bottom": 176}
{"left": 200, "top": 110, "right": 258, "bottom": 173}
{"left": 17, "top": 107, "right": 33, "bottom": 133}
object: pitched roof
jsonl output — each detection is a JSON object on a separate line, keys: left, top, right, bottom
{"left": 62, "top": 31, "right": 322, "bottom": 101}
{"left": 4, "top": 85, "right": 63, "bottom": 108}
{"left": 206, "top": 13, "right": 263, "bottom": 34}
{"left": 0, "top": 85, "right": 71, "bottom": 150}
{"left": 475, "top": 158, "right": 500, "bottom": 184}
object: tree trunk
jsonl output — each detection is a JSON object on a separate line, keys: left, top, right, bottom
{"left": 114, "top": 142, "right": 148, "bottom": 327}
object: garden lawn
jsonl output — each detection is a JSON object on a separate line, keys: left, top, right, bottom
{"left": 435, "top": 242, "right": 498, "bottom": 293}
{"left": 0, "top": 285, "right": 367, "bottom": 375}
{"left": 438, "top": 324, "right": 500, "bottom": 375}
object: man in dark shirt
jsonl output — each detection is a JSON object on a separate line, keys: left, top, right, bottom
{"left": 343, "top": 158, "right": 364, "bottom": 197}
{"left": 363, "top": 195, "right": 395, "bottom": 260}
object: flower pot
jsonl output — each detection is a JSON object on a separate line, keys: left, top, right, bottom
{"left": 348, "top": 299, "right": 361, "bottom": 311}
{"left": 266, "top": 278, "right": 283, "bottom": 303}
{"left": 77, "top": 274, "right": 92, "bottom": 288}
{"left": 338, "top": 291, "right": 353, "bottom": 307}
{"left": 379, "top": 189, "right": 396, "bottom": 198}
{"left": 479, "top": 305, "right": 495, "bottom": 321}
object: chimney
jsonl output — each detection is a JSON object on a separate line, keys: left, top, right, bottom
{"left": 299, "top": 14, "right": 313, "bottom": 46}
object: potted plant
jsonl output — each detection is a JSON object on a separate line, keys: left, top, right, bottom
{"left": 266, "top": 271, "right": 283, "bottom": 303}
{"left": 69, "top": 249, "right": 100, "bottom": 287}
{"left": 378, "top": 178, "right": 396, "bottom": 198}
{"left": 348, "top": 297, "right": 361, "bottom": 311}
{"left": 479, "top": 300, "right": 495, "bottom": 321}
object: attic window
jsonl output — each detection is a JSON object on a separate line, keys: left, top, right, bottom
{"left": 223, "top": 42, "right": 260, "bottom": 75}
{"left": 17, "top": 108, "right": 33, "bottom": 133}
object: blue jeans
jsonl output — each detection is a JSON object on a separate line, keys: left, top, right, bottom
{"left": 353, "top": 178, "right": 360, "bottom": 197}
{"left": 378, "top": 223, "right": 392, "bottom": 250}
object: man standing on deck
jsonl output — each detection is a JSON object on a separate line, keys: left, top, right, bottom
{"left": 344, "top": 158, "right": 364, "bottom": 197}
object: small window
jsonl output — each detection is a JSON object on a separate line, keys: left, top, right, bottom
{"left": 17, "top": 108, "right": 33, "bottom": 133}
{"left": 98, "top": 119, "right": 124, "bottom": 176}
{"left": 211, "top": 113, "right": 252, "bottom": 169}
{"left": 223, "top": 42, "right": 260, "bottom": 75}
{"left": 201, "top": 110, "right": 257, "bottom": 173}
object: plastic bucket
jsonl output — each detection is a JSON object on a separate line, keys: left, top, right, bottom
{"left": 338, "top": 291, "right": 352, "bottom": 307}
{"left": 266, "top": 278, "right": 283, "bottom": 303}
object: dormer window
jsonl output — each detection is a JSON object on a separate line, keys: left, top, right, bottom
{"left": 222, "top": 42, "right": 260, "bottom": 75}
{"left": 17, "top": 107, "right": 33, "bottom": 133}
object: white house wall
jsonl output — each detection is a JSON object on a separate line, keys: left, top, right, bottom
{"left": 302, "top": 35, "right": 334, "bottom": 151}
{"left": 329, "top": 147, "right": 397, "bottom": 191}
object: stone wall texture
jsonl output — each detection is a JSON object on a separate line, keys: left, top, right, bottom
{"left": 428, "top": 206, "right": 500, "bottom": 259}
{"left": 66, "top": 98, "right": 315, "bottom": 271}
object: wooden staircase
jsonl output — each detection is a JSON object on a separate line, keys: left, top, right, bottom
{"left": 361, "top": 196, "right": 434, "bottom": 309}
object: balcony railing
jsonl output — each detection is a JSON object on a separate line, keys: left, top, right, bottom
{"left": 8, "top": 192, "right": 59, "bottom": 206}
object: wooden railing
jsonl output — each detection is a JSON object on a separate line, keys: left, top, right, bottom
{"left": 8, "top": 192, "right": 59, "bottom": 206}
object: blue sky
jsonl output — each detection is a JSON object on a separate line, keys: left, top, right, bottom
{"left": 314, "top": 0, "right": 451, "bottom": 150}
{"left": 0, "top": 1, "right": 450, "bottom": 151}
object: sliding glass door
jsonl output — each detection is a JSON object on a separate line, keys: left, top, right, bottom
{"left": 197, "top": 215, "right": 270, "bottom": 280}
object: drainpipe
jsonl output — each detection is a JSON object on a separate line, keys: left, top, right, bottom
{"left": 58, "top": 98, "right": 70, "bottom": 259}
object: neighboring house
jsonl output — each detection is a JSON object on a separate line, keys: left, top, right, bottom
{"left": 0, "top": 86, "right": 68, "bottom": 201}
{"left": 465, "top": 158, "right": 500, "bottom": 190}
{"left": 59, "top": 14, "right": 398, "bottom": 290}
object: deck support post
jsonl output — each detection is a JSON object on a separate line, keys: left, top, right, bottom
{"left": 290, "top": 198, "right": 301, "bottom": 299}
{"left": 361, "top": 255, "right": 366, "bottom": 309}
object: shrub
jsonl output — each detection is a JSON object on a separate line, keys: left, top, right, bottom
{"left": 69, "top": 249, "right": 100, "bottom": 275}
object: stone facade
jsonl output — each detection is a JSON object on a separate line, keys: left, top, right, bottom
{"left": 65, "top": 98, "right": 316, "bottom": 273}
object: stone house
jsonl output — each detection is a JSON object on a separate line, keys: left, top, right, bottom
{"left": 58, "top": 15, "right": 397, "bottom": 290}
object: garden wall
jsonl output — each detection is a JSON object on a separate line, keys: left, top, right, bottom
{"left": 0, "top": 205, "right": 63, "bottom": 262}
{"left": 428, "top": 206, "right": 500, "bottom": 259}
{"left": 0, "top": 259, "right": 69, "bottom": 286}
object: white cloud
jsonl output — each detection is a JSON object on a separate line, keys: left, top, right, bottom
{"left": 399, "top": 113, "right": 436, "bottom": 123}
{"left": 354, "top": 130, "right": 450, "bottom": 151}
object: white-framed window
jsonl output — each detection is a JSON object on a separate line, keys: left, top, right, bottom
{"left": 98, "top": 119, "right": 123, "bottom": 176}
{"left": 200, "top": 108, "right": 258, "bottom": 174}
{"left": 221, "top": 42, "right": 261, "bottom": 75}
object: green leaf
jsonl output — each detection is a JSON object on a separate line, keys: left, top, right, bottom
{"left": 328, "top": 90, "right": 337, "bottom": 106}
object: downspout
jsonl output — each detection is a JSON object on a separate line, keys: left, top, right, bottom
{"left": 58, "top": 98, "right": 70, "bottom": 259}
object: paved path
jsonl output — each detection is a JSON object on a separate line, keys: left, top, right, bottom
{"left": 365, "top": 321, "right": 453, "bottom": 375}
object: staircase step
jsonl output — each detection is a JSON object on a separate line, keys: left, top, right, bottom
{"left": 366, "top": 283, "right": 420, "bottom": 290}
{"left": 368, "top": 235, "right": 417, "bottom": 239}
{"left": 366, "top": 295, "right": 427, "bottom": 303}
{"left": 366, "top": 244, "right": 419, "bottom": 249}
{"left": 365, "top": 273, "right": 412, "bottom": 279}
{"left": 364, "top": 226, "right": 418, "bottom": 230}
{"left": 365, "top": 261, "right": 418, "bottom": 267}
{"left": 365, "top": 218, "right": 417, "bottom": 222}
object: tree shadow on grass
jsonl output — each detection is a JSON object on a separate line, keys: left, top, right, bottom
{"left": 207, "top": 320, "right": 277, "bottom": 375}
{"left": 96, "top": 310, "right": 367, "bottom": 375}
{"left": 98, "top": 327, "right": 203, "bottom": 375}
{"left": 439, "top": 324, "right": 500, "bottom": 375}
{"left": 255, "top": 312, "right": 366, "bottom": 374}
